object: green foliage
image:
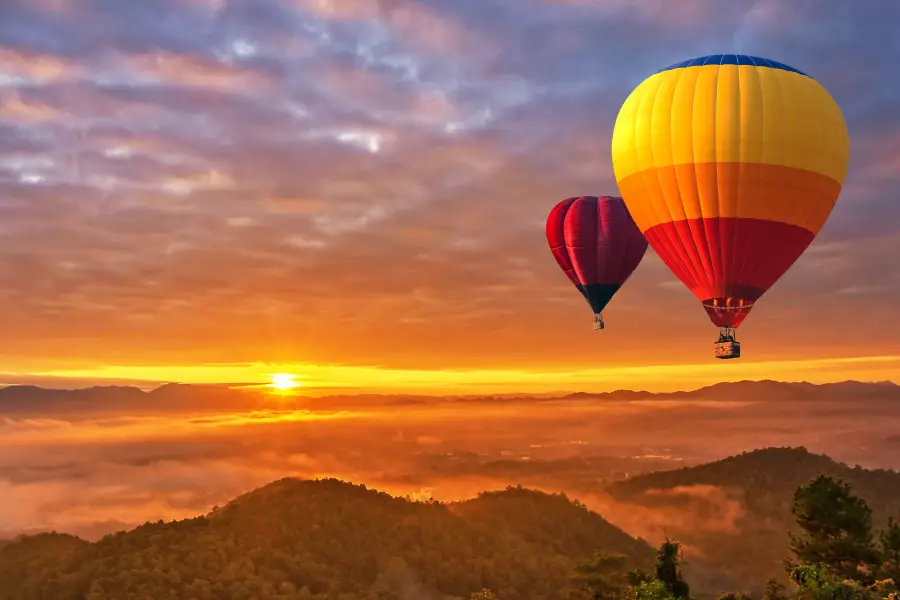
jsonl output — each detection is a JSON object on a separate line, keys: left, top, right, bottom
{"left": 629, "top": 570, "right": 654, "bottom": 587}
{"left": 763, "top": 578, "right": 788, "bottom": 600}
{"left": 627, "top": 579, "right": 677, "bottom": 600}
{"left": 610, "top": 541, "right": 693, "bottom": 600}
{"left": 878, "top": 519, "right": 900, "bottom": 583}
{"left": 568, "top": 552, "right": 629, "bottom": 600}
{"left": 655, "top": 540, "right": 690, "bottom": 600}
{"left": 716, "top": 592, "right": 752, "bottom": 600}
{"left": 607, "top": 470, "right": 900, "bottom": 600}
{"left": 786, "top": 563, "right": 892, "bottom": 600}
{"left": 7, "top": 458, "right": 900, "bottom": 600}
{"left": 569, "top": 539, "right": 694, "bottom": 600}
{"left": 606, "top": 448, "right": 900, "bottom": 592}
{"left": 790, "top": 476, "right": 880, "bottom": 582}
{"left": 458, "top": 486, "right": 653, "bottom": 561}
{"left": 0, "top": 478, "right": 653, "bottom": 600}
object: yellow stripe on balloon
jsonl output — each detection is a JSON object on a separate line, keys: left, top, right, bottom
{"left": 611, "top": 63, "right": 849, "bottom": 232}
{"left": 612, "top": 64, "right": 848, "bottom": 182}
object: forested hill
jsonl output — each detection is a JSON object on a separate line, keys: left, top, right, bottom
{"left": 6, "top": 449, "right": 900, "bottom": 599}
{"left": 0, "top": 478, "right": 653, "bottom": 600}
{"left": 451, "top": 486, "right": 651, "bottom": 560}
{"left": 605, "top": 447, "right": 900, "bottom": 590}
{"left": 607, "top": 446, "right": 900, "bottom": 524}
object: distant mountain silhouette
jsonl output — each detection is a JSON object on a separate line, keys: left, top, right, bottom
{"left": 0, "top": 382, "right": 268, "bottom": 415}
{"left": 0, "top": 379, "right": 897, "bottom": 416}
{"left": 558, "top": 379, "right": 900, "bottom": 402}
{"left": 607, "top": 446, "right": 900, "bottom": 514}
{"left": 0, "top": 384, "right": 146, "bottom": 412}
{"left": 0, "top": 478, "right": 653, "bottom": 600}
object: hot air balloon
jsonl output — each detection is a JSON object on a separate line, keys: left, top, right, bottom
{"left": 546, "top": 196, "right": 648, "bottom": 330}
{"left": 611, "top": 54, "right": 849, "bottom": 359}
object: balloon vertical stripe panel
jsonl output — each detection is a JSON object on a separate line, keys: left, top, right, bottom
{"left": 546, "top": 197, "right": 584, "bottom": 291}
{"left": 611, "top": 54, "right": 849, "bottom": 329}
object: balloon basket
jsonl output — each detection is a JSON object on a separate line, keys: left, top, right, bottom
{"left": 592, "top": 314, "right": 604, "bottom": 331}
{"left": 714, "top": 340, "right": 741, "bottom": 359}
{"left": 714, "top": 327, "right": 740, "bottom": 359}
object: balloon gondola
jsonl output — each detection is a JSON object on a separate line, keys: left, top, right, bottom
{"left": 714, "top": 328, "right": 740, "bottom": 360}
{"left": 611, "top": 54, "right": 850, "bottom": 358}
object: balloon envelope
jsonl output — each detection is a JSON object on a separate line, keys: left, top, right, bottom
{"left": 611, "top": 54, "right": 849, "bottom": 328}
{"left": 546, "top": 196, "right": 648, "bottom": 317}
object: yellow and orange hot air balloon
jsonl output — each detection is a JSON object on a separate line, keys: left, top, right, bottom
{"left": 611, "top": 54, "right": 849, "bottom": 359}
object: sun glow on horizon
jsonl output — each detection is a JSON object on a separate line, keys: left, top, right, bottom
{"left": 20, "top": 354, "right": 900, "bottom": 396}
{"left": 269, "top": 373, "right": 302, "bottom": 391}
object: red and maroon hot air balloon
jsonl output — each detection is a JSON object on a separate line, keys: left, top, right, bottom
{"left": 546, "top": 196, "right": 648, "bottom": 330}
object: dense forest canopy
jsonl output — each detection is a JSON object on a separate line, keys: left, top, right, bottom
{"left": 4, "top": 447, "right": 900, "bottom": 600}
{"left": 0, "top": 479, "right": 653, "bottom": 600}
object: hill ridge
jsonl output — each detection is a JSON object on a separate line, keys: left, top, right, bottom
{"left": 0, "top": 478, "right": 655, "bottom": 600}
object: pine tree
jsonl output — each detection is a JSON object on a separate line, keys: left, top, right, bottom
{"left": 655, "top": 540, "right": 690, "bottom": 600}
{"left": 790, "top": 475, "right": 880, "bottom": 582}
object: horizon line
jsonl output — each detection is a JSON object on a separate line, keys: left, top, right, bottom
{"left": 0, "top": 377, "right": 896, "bottom": 398}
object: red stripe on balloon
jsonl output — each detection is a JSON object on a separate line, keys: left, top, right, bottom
{"left": 546, "top": 197, "right": 581, "bottom": 288}
{"left": 643, "top": 217, "right": 816, "bottom": 327}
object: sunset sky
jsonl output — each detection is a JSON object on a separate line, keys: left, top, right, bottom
{"left": 0, "top": 0, "right": 898, "bottom": 393}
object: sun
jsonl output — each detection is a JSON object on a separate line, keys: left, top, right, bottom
{"left": 269, "top": 373, "right": 301, "bottom": 391}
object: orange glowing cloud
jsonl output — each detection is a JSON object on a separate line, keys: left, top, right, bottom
{"left": 0, "top": 0, "right": 894, "bottom": 387}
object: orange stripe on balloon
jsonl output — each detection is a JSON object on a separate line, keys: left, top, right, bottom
{"left": 617, "top": 162, "right": 841, "bottom": 235}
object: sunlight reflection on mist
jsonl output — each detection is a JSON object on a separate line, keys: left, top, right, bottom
{"left": 1, "top": 387, "right": 899, "bottom": 543}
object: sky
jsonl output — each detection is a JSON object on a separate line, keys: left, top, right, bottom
{"left": 0, "top": 0, "right": 899, "bottom": 392}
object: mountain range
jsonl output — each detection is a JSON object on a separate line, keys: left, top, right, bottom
{"left": 1, "top": 379, "right": 898, "bottom": 416}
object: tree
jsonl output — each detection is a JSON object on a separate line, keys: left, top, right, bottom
{"left": 762, "top": 578, "right": 787, "bottom": 600}
{"left": 627, "top": 580, "right": 676, "bottom": 600}
{"left": 868, "top": 579, "right": 899, "bottom": 599}
{"left": 569, "top": 552, "right": 629, "bottom": 600}
{"left": 787, "top": 563, "right": 886, "bottom": 600}
{"left": 655, "top": 540, "right": 690, "bottom": 600}
{"left": 716, "top": 593, "right": 752, "bottom": 600}
{"left": 790, "top": 476, "right": 880, "bottom": 582}
{"left": 628, "top": 570, "right": 653, "bottom": 587}
{"left": 879, "top": 518, "right": 900, "bottom": 584}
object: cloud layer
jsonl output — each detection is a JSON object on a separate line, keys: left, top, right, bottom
{"left": 0, "top": 0, "right": 898, "bottom": 375}
{"left": 3, "top": 383, "right": 900, "bottom": 543}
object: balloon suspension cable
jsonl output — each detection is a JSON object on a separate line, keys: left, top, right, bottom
{"left": 716, "top": 327, "right": 737, "bottom": 343}
{"left": 592, "top": 313, "right": 605, "bottom": 331}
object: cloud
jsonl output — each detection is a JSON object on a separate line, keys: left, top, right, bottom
{"left": 291, "top": 0, "right": 479, "bottom": 55}
{"left": 122, "top": 51, "right": 274, "bottom": 92}
{"left": 581, "top": 484, "right": 747, "bottom": 552}
{"left": 0, "top": 0, "right": 894, "bottom": 376}
{"left": 2, "top": 381, "right": 900, "bottom": 541}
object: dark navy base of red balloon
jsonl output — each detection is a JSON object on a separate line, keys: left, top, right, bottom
{"left": 577, "top": 283, "right": 622, "bottom": 314}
